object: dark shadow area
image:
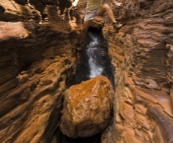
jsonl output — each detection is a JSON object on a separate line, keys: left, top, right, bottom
{"left": 59, "top": 0, "right": 72, "bottom": 15}
{"left": 55, "top": 129, "right": 101, "bottom": 143}
{"left": 3, "top": 0, "right": 73, "bottom": 71}
{"left": 0, "top": 5, "right": 5, "bottom": 14}
{"left": 72, "top": 27, "right": 115, "bottom": 89}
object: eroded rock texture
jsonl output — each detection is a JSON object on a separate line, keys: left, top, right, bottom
{"left": 60, "top": 76, "right": 114, "bottom": 138}
{"left": 102, "top": 0, "right": 173, "bottom": 142}
{"left": 0, "top": 0, "right": 77, "bottom": 143}
{"left": 0, "top": 0, "right": 173, "bottom": 142}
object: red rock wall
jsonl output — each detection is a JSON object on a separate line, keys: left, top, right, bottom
{"left": 0, "top": 0, "right": 173, "bottom": 143}
{"left": 103, "top": 0, "right": 173, "bottom": 142}
{"left": 0, "top": 1, "right": 78, "bottom": 143}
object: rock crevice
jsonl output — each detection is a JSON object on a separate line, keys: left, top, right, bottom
{"left": 0, "top": 0, "right": 173, "bottom": 143}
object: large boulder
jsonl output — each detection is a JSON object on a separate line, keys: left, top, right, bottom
{"left": 60, "top": 75, "right": 114, "bottom": 138}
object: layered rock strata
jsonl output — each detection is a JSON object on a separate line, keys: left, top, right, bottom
{"left": 102, "top": 0, "right": 173, "bottom": 142}
{"left": 0, "top": 0, "right": 173, "bottom": 143}
{"left": 0, "top": 0, "right": 77, "bottom": 143}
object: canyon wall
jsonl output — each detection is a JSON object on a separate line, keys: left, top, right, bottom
{"left": 103, "top": 0, "right": 173, "bottom": 142}
{"left": 0, "top": 0, "right": 173, "bottom": 143}
{"left": 0, "top": 0, "right": 78, "bottom": 142}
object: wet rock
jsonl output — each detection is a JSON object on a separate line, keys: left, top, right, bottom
{"left": 60, "top": 75, "right": 114, "bottom": 138}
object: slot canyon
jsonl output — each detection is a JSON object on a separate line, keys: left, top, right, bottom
{"left": 0, "top": 0, "right": 173, "bottom": 143}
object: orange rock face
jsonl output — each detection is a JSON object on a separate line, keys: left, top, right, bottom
{"left": 60, "top": 76, "right": 114, "bottom": 138}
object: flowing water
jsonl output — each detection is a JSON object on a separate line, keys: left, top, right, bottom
{"left": 87, "top": 32, "right": 104, "bottom": 78}
{"left": 74, "top": 27, "right": 114, "bottom": 87}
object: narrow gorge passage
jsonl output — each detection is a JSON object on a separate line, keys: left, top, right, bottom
{"left": 0, "top": 0, "right": 173, "bottom": 143}
{"left": 74, "top": 27, "right": 114, "bottom": 87}
{"left": 57, "top": 27, "right": 115, "bottom": 143}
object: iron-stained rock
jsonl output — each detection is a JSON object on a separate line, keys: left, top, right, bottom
{"left": 60, "top": 75, "right": 114, "bottom": 138}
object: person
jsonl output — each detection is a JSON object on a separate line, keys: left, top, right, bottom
{"left": 72, "top": 0, "right": 123, "bottom": 48}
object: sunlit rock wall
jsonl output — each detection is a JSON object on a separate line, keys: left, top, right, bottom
{"left": 0, "top": 0, "right": 77, "bottom": 142}
{"left": 103, "top": 0, "right": 173, "bottom": 142}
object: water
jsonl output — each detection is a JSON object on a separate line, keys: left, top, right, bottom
{"left": 87, "top": 33, "right": 104, "bottom": 78}
{"left": 73, "top": 27, "right": 114, "bottom": 87}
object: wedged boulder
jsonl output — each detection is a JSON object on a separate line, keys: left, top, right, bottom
{"left": 60, "top": 75, "right": 114, "bottom": 138}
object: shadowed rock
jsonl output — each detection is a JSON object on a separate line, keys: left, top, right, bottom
{"left": 147, "top": 105, "right": 173, "bottom": 143}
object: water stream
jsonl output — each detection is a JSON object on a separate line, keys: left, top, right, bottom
{"left": 87, "top": 32, "right": 104, "bottom": 78}
{"left": 74, "top": 27, "right": 115, "bottom": 87}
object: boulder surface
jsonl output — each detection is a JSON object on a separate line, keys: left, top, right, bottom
{"left": 60, "top": 75, "right": 114, "bottom": 138}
